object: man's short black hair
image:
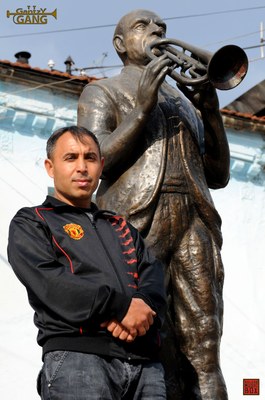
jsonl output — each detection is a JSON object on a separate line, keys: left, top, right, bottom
{"left": 46, "top": 125, "right": 101, "bottom": 159}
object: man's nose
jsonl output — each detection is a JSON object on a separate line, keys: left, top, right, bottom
{"left": 76, "top": 158, "right": 87, "bottom": 172}
{"left": 150, "top": 22, "right": 164, "bottom": 36}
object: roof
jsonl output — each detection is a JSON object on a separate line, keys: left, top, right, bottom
{"left": 0, "top": 59, "right": 100, "bottom": 95}
{"left": 221, "top": 79, "right": 265, "bottom": 133}
{"left": 224, "top": 79, "right": 265, "bottom": 117}
{"left": 0, "top": 58, "right": 97, "bottom": 83}
{"left": 221, "top": 108, "right": 265, "bottom": 122}
{"left": 221, "top": 108, "right": 265, "bottom": 133}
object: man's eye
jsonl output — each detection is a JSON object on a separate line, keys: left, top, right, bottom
{"left": 134, "top": 23, "right": 146, "bottom": 31}
{"left": 85, "top": 154, "right": 96, "bottom": 161}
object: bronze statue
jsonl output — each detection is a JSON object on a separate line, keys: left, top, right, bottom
{"left": 78, "top": 9, "right": 247, "bottom": 399}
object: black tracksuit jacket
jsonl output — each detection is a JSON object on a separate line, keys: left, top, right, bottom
{"left": 8, "top": 196, "right": 167, "bottom": 361}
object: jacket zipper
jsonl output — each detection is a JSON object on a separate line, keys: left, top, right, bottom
{"left": 85, "top": 212, "right": 127, "bottom": 295}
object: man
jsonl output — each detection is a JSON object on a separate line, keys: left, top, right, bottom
{"left": 78, "top": 9, "right": 229, "bottom": 400}
{"left": 8, "top": 125, "right": 167, "bottom": 400}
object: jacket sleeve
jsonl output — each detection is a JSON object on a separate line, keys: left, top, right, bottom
{"left": 7, "top": 210, "right": 131, "bottom": 328}
{"left": 129, "top": 224, "right": 167, "bottom": 326}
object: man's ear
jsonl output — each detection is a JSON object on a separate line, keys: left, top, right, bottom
{"left": 44, "top": 158, "right": 54, "bottom": 178}
{"left": 100, "top": 157, "right": 105, "bottom": 172}
{"left": 113, "top": 35, "right": 126, "bottom": 56}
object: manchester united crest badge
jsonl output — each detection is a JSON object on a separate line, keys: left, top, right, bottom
{"left": 63, "top": 223, "right": 84, "bottom": 240}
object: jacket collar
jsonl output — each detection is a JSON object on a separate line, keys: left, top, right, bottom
{"left": 42, "top": 196, "right": 115, "bottom": 219}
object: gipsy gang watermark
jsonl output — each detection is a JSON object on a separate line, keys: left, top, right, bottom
{"left": 7, "top": 6, "right": 57, "bottom": 24}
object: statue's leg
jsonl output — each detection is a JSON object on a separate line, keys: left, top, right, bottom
{"left": 144, "top": 194, "right": 228, "bottom": 399}
{"left": 170, "top": 216, "right": 228, "bottom": 400}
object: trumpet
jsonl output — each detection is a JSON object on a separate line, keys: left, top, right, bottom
{"left": 146, "top": 38, "right": 248, "bottom": 90}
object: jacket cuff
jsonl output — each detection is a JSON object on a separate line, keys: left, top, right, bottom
{"left": 112, "top": 292, "right": 131, "bottom": 322}
{"left": 132, "top": 293, "right": 163, "bottom": 328}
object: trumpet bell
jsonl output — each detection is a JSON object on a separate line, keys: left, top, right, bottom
{"left": 208, "top": 45, "right": 248, "bottom": 90}
{"left": 51, "top": 9, "right": 57, "bottom": 19}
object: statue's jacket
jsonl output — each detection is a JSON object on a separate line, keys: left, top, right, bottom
{"left": 7, "top": 196, "right": 167, "bottom": 360}
{"left": 78, "top": 65, "right": 224, "bottom": 248}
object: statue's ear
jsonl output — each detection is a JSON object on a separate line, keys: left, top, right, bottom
{"left": 113, "top": 35, "right": 126, "bottom": 56}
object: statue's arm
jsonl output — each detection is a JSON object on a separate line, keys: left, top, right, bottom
{"left": 200, "top": 103, "right": 230, "bottom": 189}
{"left": 178, "top": 83, "right": 230, "bottom": 189}
{"left": 78, "top": 83, "right": 149, "bottom": 176}
{"left": 78, "top": 56, "right": 171, "bottom": 177}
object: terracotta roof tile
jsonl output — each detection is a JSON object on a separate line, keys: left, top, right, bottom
{"left": 221, "top": 108, "right": 265, "bottom": 124}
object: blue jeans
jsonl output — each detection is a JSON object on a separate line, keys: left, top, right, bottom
{"left": 38, "top": 351, "right": 166, "bottom": 399}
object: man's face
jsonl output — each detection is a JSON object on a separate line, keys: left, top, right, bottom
{"left": 45, "top": 131, "right": 104, "bottom": 208}
{"left": 121, "top": 10, "right": 166, "bottom": 65}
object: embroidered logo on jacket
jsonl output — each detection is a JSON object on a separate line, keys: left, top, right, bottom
{"left": 63, "top": 223, "right": 84, "bottom": 240}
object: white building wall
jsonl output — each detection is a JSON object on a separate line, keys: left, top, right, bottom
{"left": 1, "top": 97, "right": 264, "bottom": 399}
{"left": 0, "top": 132, "right": 51, "bottom": 400}
{"left": 211, "top": 129, "right": 265, "bottom": 399}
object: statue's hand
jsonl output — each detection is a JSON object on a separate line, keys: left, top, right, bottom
{"left": 136, "top": 54, "right": 171, "bottom": 114}
{"left": 177, "top": 81, "right": 220, "bottom": 112}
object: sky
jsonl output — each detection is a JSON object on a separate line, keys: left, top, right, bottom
{"left": 0, "top": 0, "right": 264, "bottom": 108}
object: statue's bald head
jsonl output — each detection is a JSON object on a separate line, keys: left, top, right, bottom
{"left": 114, "top": 9, "right": 160, "bottom": 37}
{"left": 113, "top": 9, "right": 166, "bottom": 64}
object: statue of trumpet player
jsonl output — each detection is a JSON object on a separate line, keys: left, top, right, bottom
{"left": 78, "top": 8, "right": 246, "bottom": 399}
